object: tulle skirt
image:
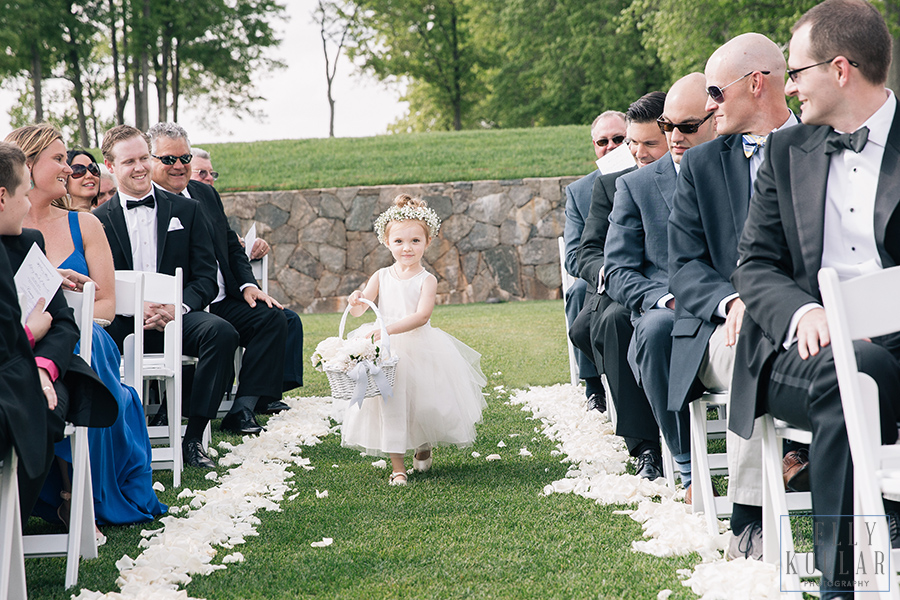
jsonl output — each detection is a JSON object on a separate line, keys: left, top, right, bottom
{"left": 341, "top": 323, "right": 486, "bottom": 456}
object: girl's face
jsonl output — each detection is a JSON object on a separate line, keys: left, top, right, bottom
{"left": 385, "top": 220, "right": 429, "bottom": 268}
{"left": 67, "top": 153, "right": 99, "bottom": 206}
{"left": 30, "top": 139, "right": 71, "bottom": 202}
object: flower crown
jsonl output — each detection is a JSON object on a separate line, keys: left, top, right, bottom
{"left": 374, "top": 204, "right": 441, "bottom": 244}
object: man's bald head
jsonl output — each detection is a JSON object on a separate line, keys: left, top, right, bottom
{"left": 661, "top": 73, "right": 716, "bottom": 163}
{"left": 704, "top": 33, "right": 791, "bottom": 136}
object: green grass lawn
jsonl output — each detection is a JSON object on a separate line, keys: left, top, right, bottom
{"left": 23, "top": 300, "right": 703, "bottom": 600}
{"left": 203, "top": 126, "right": 594, "bottom": 192}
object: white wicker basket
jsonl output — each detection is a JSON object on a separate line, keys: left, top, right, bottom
{"left": 325, "top": 298, "right": 397, "bottom": 401}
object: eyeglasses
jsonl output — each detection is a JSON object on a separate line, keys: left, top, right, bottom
{"left": 152, "top": 153, "right": 192, "bottom": 166}
{"left": 193, "top": 169, "right": 219, "bottom": 181}
{"left": 595, "top": 135, "right": 625, "bottom": 148}
{"left": 707, "top": 70, "right": 771, "bottom": 103}
{"left": 657, "top": 111, "right": 714, "bottom": 134}
{"left": 787, "top": 57, "right": 858, "bottom": 82}
{"left": 69, "top": 162, "right": 100, "bottom": 179}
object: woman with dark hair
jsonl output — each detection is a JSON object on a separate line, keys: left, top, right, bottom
{"left": 65, "top": 148, "right": 101, "bottom": 211}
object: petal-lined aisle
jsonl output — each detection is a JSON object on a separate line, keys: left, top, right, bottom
{"left": 510, "top": 384, "right": 782, "bottom": 599}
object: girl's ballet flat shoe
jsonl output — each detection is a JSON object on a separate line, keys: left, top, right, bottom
{"left": 413, "top": 452, "right": 432, "bottom": 473}
{"left": 389, "top": 472, "right": 408, "bottom": 486}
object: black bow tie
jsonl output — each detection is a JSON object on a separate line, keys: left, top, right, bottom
{"left": 126, "top": 196, "right": 155, "bottom": 210}
{"left": 825, "top": 126, "right": 869, "bottom": 154}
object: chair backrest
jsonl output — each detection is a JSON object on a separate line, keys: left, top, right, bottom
{"left": 63, "top": 281, "right": 95, "bottom": 365}
{"left": 251, "top": 255, "right": 268, "bottom": 295}
{"left": 115, "top": 268, "right": 184, "bottom": 373}
{"left": 114, "top": 271, "right": 145, "bottom": 400}
{"left": 557, "top": 236, "right": 575, "bottom": 294}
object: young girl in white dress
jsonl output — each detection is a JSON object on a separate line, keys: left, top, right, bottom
{"left": 341, "top": 194, "right": 486, "bottom": 485}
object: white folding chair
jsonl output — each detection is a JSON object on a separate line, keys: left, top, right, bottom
{"left": 689, "top": 391, "right": 731, "bottom": 534}
{"left": 557, "top": 236, "right": 579, "bottom": 387}
{"left": 0, "top": 446, "right": 26, "bottom": 600}
{"left": 818, "top": 265, "right": 900, "bottom": 598}
{"left": 116, "top": 269, "right": 191, "bottom": 488}
{"left": 22, "top": 283, "right": 99, "bottom": 590}
{"left": 250, "top": 254, "right": 268, "bottom": 295}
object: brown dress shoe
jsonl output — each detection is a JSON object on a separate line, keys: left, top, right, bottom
{"left": 783, "top": 448, "right": 810, "bottom": 492}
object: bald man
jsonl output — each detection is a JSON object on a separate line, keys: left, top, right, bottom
{"left": 668, "top": 33, "right": 798, "bottom": 559}
{"left": 604, "top": 73, "right": 717, "bottom": 494}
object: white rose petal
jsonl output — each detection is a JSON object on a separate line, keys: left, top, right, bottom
{"left": 371, "top": 459, "right": 387, "bottom": 469}
{"left": 485, "top": 454, "right": 502, "bottom": 461}
{"left": 222, "top": 552, "right": 244, "bottom": 564}
{"left": 497, "top": 441, "right": 506, "bottom": 448}
{"left": 316, "top": 489, "right": 329, "bottom": 498}
{"left": 152, "top": 481, "right": 165, "bottom": 492}
{"left": 205, "top": 472, "right": 219, "bottom": 481}
{"left": 519, "top": 448, "right": 532, "bottom": 457}
{"left": 471, "top": 451, "right": 481, "bottom": 458}
{"left": 311, "top": 537, "right": 334, "bottom": 548}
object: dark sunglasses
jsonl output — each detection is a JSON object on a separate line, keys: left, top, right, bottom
{"left": 787, "top": 57, "right": 858, "bottom": 82}
{"left": 595, "top": 135, "right": 625, "bottom": 148}
{"left": 707, "top": 70, "right": 771, "bottom": 103}
{"left": 193, "top": 169, "right": 219, "bottom": 181}
{"left": 657, "top": 111, "right": 714, "bottom": 134}
{"left": 152, "top": 153, "right": 192, "bottom": 166}
{"left": 69, "top": 162, "right": 100, "bottom": 179}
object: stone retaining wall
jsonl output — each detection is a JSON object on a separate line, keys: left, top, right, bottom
{"left": 220, "top": 176, "right": 580, "bottom": 313}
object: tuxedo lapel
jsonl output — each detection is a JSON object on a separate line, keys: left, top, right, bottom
{"left": 721, "top": 135, "right": 751, "bottom": 240}
{"left": 106, "top": 195, "right": 134, "bottom": 270}
{"left": 790, "top": 127, "right": 831, "bottom": 290}
{"left": 156, "top": 191, "right": 172, "bottom": 268}
{"left": 874, "top": 100, "right": 900, "bottom": 266}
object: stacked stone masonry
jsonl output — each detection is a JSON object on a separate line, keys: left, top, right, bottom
{"left": 221, "top": 176, "right": 580, "bottom": 313}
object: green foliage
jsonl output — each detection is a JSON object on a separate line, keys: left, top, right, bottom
{"left": 203, "top": 125, "right": 596, "bottom": 191}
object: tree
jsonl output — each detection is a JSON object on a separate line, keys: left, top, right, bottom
{"left": 347, "top": 0, "right": 488, "bottom": 131}
{"left": 314, "top": 0, "right": 358, "bottom": 137}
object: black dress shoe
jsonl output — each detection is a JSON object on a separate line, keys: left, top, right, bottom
{"left": 149, "top": 409, "right": 168, "bottom": 427}
{"left": 221, "top": 407, "right": 263, "bottom": 435}
{"left": 183, "top": 439, "right": 216, "bottom": 469}
{"left": 586, "top": 393, "right": 606, "bottom": 413}
{"left": 256, "top": 400, "right": 290, "bottom": 415}
{"left": 635, "top": 448, "right": 663, "bottom": 481}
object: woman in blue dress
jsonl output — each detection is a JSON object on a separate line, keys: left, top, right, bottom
{"left": 6, "top": 125, "right": 166, "bottom": 531}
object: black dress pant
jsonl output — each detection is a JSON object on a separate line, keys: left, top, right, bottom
{"left": 765, "top": 336, "right": 900, "bottom": 593}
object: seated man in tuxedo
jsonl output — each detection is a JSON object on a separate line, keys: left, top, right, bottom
{"left": 188, "top": 143, "right": 303, "bottom": 393}
{"left": 731, "top": 1, "right": 900, "bottom": 595}
{"left": 147, "top": 122, "right": 293, "bottom": 431}
{"left": 563, "top": 111, "right": 627, "bottom": 410}
{"left": 94, "top": 125, "right": 231, "bottom": 469}
{"left": 0, "top": 141, "right": 115, "bottom": 519}
{"left": 572, "top": 92, "right": 669, "bottom": 480}
{"left": 604, "top": 74, "right": 717, "bottom": 493}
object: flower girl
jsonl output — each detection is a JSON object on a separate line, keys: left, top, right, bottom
{"left": 341, "top": 194, "right": 486, "bottom": 485}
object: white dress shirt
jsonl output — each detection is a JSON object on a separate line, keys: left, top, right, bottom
{"left": 784, "top": 90, "right": 895, "bottom": 348}
{"left": 119, "top": 188, "right": 158, "bottom": 273}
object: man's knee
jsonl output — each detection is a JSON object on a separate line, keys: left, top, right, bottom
{"left": 633, "top": 309, "right": 674, "bottom": 348}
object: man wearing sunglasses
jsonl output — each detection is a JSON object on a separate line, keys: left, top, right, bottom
{"left": 730, "top": 2, "right": 900, "bottom": 596}
{"left": 605, "top": 73, "right": 717, "bottom": 495}
{"left": 563, "top": 110, "right": 627, "bottom": 412}
{"left": 148, "top": 123, "right": 304, "bottom": 435}
{"left": 668, "top": 33, "right": 797, "bottom": 561}
{"left": 573, "top": 92, "right": 665, "bottom": 481}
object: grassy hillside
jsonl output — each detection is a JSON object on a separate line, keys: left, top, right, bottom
{"left": 202, "top": 125, "right": 594, "bottom": 192}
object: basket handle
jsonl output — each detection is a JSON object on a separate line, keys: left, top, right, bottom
{"left": 339, "top": 297, "right": 392, "bottom": 359}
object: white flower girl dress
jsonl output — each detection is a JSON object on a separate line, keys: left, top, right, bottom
{"left": 341, "top": 267, "right": 487, "bottom": 456}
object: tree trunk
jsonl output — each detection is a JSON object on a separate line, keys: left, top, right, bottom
{"left": 69, "top": 47, "right": 90, "bottom": 146}
{"left": 172, "top": 39, "right": 180, "bottom": 122}
{"left": 30, "top": 43, "right": 43, "bottom": 123}
{"left": 133, "top": 0, "right": 151, "bottom": 130}
{"left": 155, "top": 25, "right": 171, "bottom": 122}
{"left": 450, "top": 4, "right": 462, "bottom": 131}
{"left": 110, "top": 0, "right": 126, "bottom": 124}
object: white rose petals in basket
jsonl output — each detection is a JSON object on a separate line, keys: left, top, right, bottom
{"left": 312, "top": 298, "right": 399, "bottom": 407}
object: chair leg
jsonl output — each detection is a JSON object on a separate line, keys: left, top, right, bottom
{"left": 65, "top": 426, "right": 97, "bottom": 589}
{"left": 689, "top": 398, "right": 720, "bottom": 535}
{"left": 0, "top": 450, "right": 26, "bottom": 600}
{"left": 166, "top": 377, "right": 182, "bottom": 488}
{"left": 660, "top": 437, "right": 678, "bottom": 490}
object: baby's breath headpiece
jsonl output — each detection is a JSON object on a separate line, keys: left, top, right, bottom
{"left": 374, "top": 204, "right": 441, "bottom": 244}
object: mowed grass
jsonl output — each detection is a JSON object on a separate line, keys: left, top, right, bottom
{"left": 24, "top": 300, "right": 701, "bottom": 600}
{"left": 203, "top": 126, "right": 594, "bottom": 192}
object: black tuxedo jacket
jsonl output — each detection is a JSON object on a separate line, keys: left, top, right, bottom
{"left": 0, "top": 240, "right": 47, "bottom": 481}
{"left": 577, "top": 165, "right": 638, "bottom": 293}
{"left": 2, "top": 231, "right": 117, "bottom": 445}
{"left": 187, "top": 180, "right": 256, "bottom": 300}
{"left": 730, "top": 99, "right": 900, "bottom": 439}
{"left": 667, "top": 133, "right": 751, "bottom": 411}
{"left": 93, "top": 188, "right": 218, "bottom": 312}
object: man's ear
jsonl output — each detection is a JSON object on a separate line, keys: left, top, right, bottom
{"left": 104, "top": 159, "right": 114, "bottom": 173}
{"left": 0, "top": 186, "right": 7, "bottom": 212}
